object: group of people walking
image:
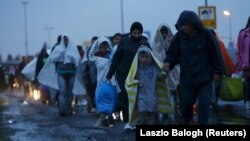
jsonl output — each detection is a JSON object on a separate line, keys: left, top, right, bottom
{"left": 14, "top": 10, "right": 250, "bottom": 132}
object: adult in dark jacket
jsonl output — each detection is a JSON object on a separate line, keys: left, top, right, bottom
{"left": 163, "top": 10, "right": 222, "bottom": 125}
{"left": 35, "top": 45, "right": 49, "bottom": 103}
{"left": 106, "top": 21, "right": 149, "bottom": 130}
{"left": 35, "top": 46, "right": 49, "bottom": 79}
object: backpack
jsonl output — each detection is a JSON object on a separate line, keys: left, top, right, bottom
{"left": 236, "top": 28, "right": 250, "bottom": 70}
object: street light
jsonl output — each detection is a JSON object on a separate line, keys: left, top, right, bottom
{"left": 22, "top": 1, "right": 28, "bottom": 56}
{"left": 223, "top": 10, "right": 232, "bottom": 41}
{"left": 223, "top": 10, "right": 236, "bottom": 63}
{"left": 205, "top": 0, "right": 208, "bottom": 6}
{"left": 44, "top": 26, "right": 54, "bottom": 48}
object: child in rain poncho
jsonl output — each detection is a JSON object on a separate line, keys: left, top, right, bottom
{"left": 88, "top": 36, "right": 120, "bottom": 127}
{"left": 125, "top": 45, "right": 174, "bottom": 126}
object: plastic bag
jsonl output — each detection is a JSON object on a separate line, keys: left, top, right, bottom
{"left": 95, "top": 81, "right": 118, "bottom": 114}
{"left": 219, "top": 77, "right": 243, "bottom": 101}
{"left": 21, "top": 57, "right": 37, "bottom": 81}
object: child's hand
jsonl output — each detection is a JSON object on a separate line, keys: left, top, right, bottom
{"left": 161, "top": 71, "right": 167, "bottom": 77}
{"left": 134, "top": 79, "right": 142, "bottom": 87}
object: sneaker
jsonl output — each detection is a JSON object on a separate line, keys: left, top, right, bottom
{"left": 124, "top": 123, "right": 135, "bottom": 131}
{"left": 90, "top": 108, "right": 96, "bottom": 113}
{"left": 113, "top": 112, "right": 121, "bottom": 121}
{"left": 77, "top": 99, "right": 88, "bottom": 107}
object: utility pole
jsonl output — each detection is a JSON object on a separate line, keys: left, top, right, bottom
{"left": 223, "top": 10, "right": 232, "bottom": 42}
{"left": 120, "top": 0, "right": 124, "bottom": 33}
{"left": 205, "top": 0, "right": 208, "bottom": 6}
{"left": 22, "top": 1, "right": 28, "bottom": 56}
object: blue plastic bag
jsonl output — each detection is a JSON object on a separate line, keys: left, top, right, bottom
{"left": 95, "top": 81, "right": 118, "bottom": 114}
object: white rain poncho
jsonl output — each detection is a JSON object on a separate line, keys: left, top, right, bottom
{"left": 38, "top": 34, "right": 83, "bottom": 95}
{"left": 151, "top": 24, "right": 180, "bottom": 90}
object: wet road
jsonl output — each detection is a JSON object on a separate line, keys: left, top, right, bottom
{"left": 0, "top": 90, "right": 135, "bottom": 141}
{"left": 0, "top": 90, "right": 250, "bottom": 141}
{"left": 208, "top": 100, "right": 250, "bottom": 125}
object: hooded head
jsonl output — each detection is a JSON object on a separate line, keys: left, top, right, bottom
{"left": 130, "top": 21, "right": 143, "bottom": 41}
{"left": 91, "top": 36, "right": 112, "bottom": 59}
{"left": 57, "top": 35, "right": 62, "bottom": 44}
{"left": 95, "top": 41, "right": 110, "bottom": 58}
{"left": 159, "top": 24, "right": 173, "bottom": 41}
{"left": 141, "top": 33, "right": 149, "bottom": 43}
{"left": 175, "top": 10, "right": 205, "bottom": 32}
{"left": 61, "top": 35, "right": 69, "bottom": 48}
{"left": 160, "top": 25, "right": 169, "bottom": 33}
{"left": 137, "top": 45, "right": 153, "bottom": 65}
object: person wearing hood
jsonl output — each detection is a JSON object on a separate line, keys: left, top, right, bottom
{"left": 35, "top": 43, "right": 50, "bottom": 104}
{"left": 163, "top": 10, "right": 222, "bottom": 125}
{"left": 151, "top": 24, "right": 180, "bottom": 124}
{"left": 125, "top": 45, "right": 173, "bottom": 126}
{"left": 141, "top": 33, "right": 149, "bottom": 44}
{"left": 106, "top": 21, "right": 150, "bottom": 130}
{"left": 45, "top": 34, "right": 81, "bottom": 117}
{"left": 35, "top": 44, "right": 49, "bottom": 79}
{"left": 88, "top": 36, "right": 120, "bottom": 127}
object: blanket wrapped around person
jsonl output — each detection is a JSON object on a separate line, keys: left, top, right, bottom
{"left": 125, "top": 46, "right": 174, "bottom": 126}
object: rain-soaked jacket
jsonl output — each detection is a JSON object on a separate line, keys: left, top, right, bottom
{"left": 165, "top": 10, "right": 222, "bottom": 86}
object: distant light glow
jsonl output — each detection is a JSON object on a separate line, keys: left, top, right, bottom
{"left": 223, "top": 10, "right": 231, "bottom": 16}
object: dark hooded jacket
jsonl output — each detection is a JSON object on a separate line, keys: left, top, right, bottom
{"left": 164, "top": 10, "right": 222, "bottom": 86}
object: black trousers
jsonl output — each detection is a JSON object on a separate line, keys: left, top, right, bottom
{"left": 116, "top": 72, "right": 129, "bottom": 123}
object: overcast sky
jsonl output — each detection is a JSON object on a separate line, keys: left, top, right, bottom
{"left": 0, "top": 0, "right": 249, "bottom": 60}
